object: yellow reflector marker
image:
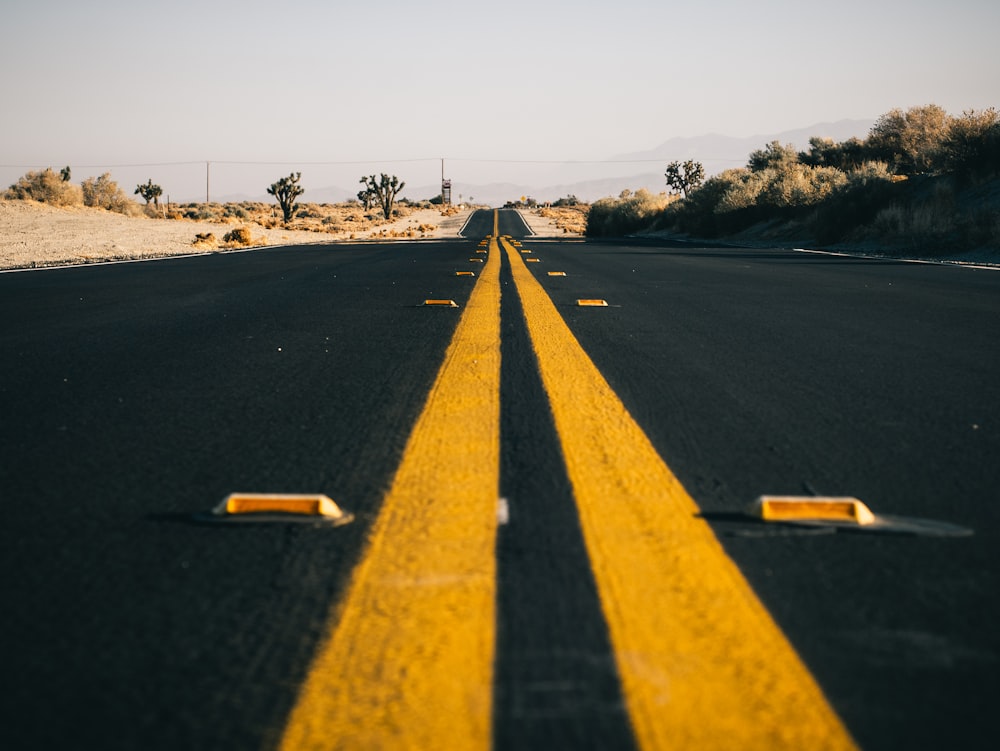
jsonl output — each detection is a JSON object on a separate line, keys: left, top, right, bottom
{"left": 280, "top": 232, "right": 503, "bottom": 751}
{"left": 753, "top": 496, "right": 876, "bottom": 525}
{"left": 219, "top": 493, "right": 342, "bottom": 516}
{"left": 747, "top": 496, "right": 970, "bottom": 536}
{"left": 525, "top": 258, "right": 540, "bottom": 263}
{"left": 470, "top": 258, "right": 485, "bottom": 263}
{"left": 576, "top": 299, "right": 608, "bottom": 307}
{"left": 547, "top": 271, "right": 567, "bottom": 276}
{"left": 520, "top": 249, "right": 532, "bottom": 254}
{"left": 422, "top": 299, "right": 459, "bottom": 307}
{"left": 455, "top": 271, "right": 476, "bottom": 276}
{"left": 500, "top": 237, "right": 858, "bottom": 751}
{"left": 202, "top": 493, "right": 354, "bottom": 526}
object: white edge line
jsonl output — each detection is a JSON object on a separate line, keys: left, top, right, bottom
{"left": 511, "top": 209, "right": 537, "bottom": 236}
{"left": 457, "top": 210, "right": 478, "bottom": 236}
{"left": 0, "top": 241, "right": 326, "bottom": 274}
{"left": 794, "top": 247, "right": 1000, "bottom": 271}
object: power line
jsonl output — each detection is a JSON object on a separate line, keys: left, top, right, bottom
{"left": 210, "top": 158, "right": 441, "bottom": 166}
{"left": 0, "top": 161, "right": 205, "bottom": 169}
{"left": 1, "top": 155, "right": 745, "bottom": 169}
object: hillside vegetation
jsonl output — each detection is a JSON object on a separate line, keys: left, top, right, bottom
{"left": 587, "top": 105, "right": 1000, "bottom": 257}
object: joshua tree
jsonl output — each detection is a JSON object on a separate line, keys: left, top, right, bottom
{"left": 360, "top": 173, "right": 406, "bottom": 220}
{"left": 267, "top": 172, "right": 304, "bottom": 223}
{"left": 134, "top": 178, "right": 163, "bottom": 208}
{"left": 664, "top": 160, "right": 705, "bottom": 198}
{"left": 357, "top": 181, "right": 376, "bottom": 211}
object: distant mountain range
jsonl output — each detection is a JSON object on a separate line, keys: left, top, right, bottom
{"left": 216, "top": 119, "right": 875, "bottom": 206}
{"left": 610, "top": 119, "right": 875, "bottom": 164}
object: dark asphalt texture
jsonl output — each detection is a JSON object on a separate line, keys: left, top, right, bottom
{"left": 2, "top": 209, "right": 998, "bottom": 750}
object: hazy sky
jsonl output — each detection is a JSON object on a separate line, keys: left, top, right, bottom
{"left": 2, "top": 0, "right": 998, "bottom": 201}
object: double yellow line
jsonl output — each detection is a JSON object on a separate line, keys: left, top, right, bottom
{"left": 280, "top": 216, "right": 857, "bottom": 750}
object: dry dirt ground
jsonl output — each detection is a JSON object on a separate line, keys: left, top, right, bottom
{"left": 0, "top": 201, "right": 577, "bottom": 271}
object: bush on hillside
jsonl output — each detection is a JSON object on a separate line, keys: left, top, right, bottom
{"left": 609, "top": 104, "right": 998, "bottom": 252}
{"left": 942, "top": 108, "right": 1000, "bottom": 180}
{"left": 799, "top": 137, "right": 869, "bottom": 171}
{"left": 808, "top": 162, "right": 901, "bottom": 243}
{"left": 867, "top": 104, "right": 951, "bottom": 176}
{"left": 747, "top": 141, "right": 799, "bottom": 172}
{"left": 4, "top": 168, "right": 83, "bottom": 206}
{"left": 760, "top": 164, "right": 848, "bottom": 208}
{"left": 586, "top": 189, "right": 674, "bottom": 237}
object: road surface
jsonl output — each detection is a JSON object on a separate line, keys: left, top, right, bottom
{"left": 1, "top": 209, "right": 998, "bottom": 749}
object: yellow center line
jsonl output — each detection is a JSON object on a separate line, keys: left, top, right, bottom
{"left": 279, "top": 235, "right": 502, "bottom": 751}
{"left": 500, "top": 237, "right": 858, "bottom": 750}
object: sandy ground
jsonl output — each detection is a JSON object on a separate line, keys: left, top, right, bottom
{"left": 0, "top": 201, "right": 561, "bottom": 271}
{"left": 518, "top": 209, "right": 572, "bottom": 238}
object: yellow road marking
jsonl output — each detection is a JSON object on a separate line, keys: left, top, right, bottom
{"left": 279, "top": 236, "right": 502, "bottom": 751}
{"left": 500, "top": 237, "right": 858, "bottom": 750}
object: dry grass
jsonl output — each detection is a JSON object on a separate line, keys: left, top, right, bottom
{"left": 167, "top": 200, "right": 440, "bottom": 238}
{"left": 537, "top": 205, "right": 589, "bottom": 234}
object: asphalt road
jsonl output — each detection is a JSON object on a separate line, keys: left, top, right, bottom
{"left": 1, "top": 209, "right": 998, "bottom": 749}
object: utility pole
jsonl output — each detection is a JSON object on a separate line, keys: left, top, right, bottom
{"left": 205, "top": 161, "right": 210, "bottom": 204}
{"left": 440, "top": 157, "right": 451, "bottom": 206}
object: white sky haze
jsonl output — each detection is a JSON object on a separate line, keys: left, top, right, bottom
{"left": 2, "top": 0, "right": 998, "bottom": 201}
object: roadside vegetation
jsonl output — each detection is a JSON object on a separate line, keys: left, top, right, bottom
{"left": 3, "top": 167, "right": 456, "bottom": 243}
{"left": 586, "top": 105, "right": 1000, "bottom": 256}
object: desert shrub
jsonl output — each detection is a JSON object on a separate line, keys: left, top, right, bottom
{"left": 841, "top": 160, "right": 897, "bottom": 190}
{"left": 223, "top": 204, "right": 249, "bottom": 219}
{"left": 660, "top": 169, "right": 746, "bottom": 236}
{"left": 808, "top": 162, "right": 899, "bottom": 243}
{"left": 800, "top": 137, "right": 869, "bottom": 171}
{"left": 552, "top": 194, "right": 581, "bottom": 207}
{"left": 81, "top": 173, "right": 134, "bottom": 214}
{"left": 192, "top": 232, "right": 218, "bottom": 248}
{"left": 185, "top": 206, "right": 218, "bottom": 221}
{"left": 714, "top": 169, "right": 766, "bottom": 213}
{"left": 760, "top": 164, "right": 847, "bottom": 208}
{"left": 5, "top": 168, "right": 83, "bottom": 206}
{"left": 943, "top": 108, "right": 1000, "bottom": 180}
{"left": 223, "top": 227, "right": 253, "bottom": 245}
{"left": 868, "top": 104, "right": 951, "bottom": 176}
{"left": 586, "top": 189, "right": 674, "bottom": 237}
{"left": 747, "top": 141, "right": 799, "bottom": 172}
{"left": 667, "top": 160, "right": 849, "bottom": 237}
